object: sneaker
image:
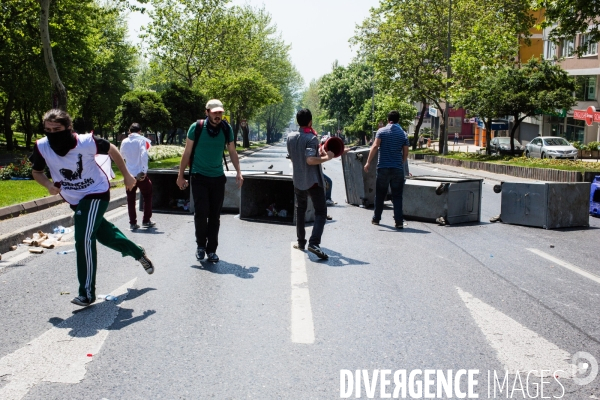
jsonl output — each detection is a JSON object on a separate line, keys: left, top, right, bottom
{"left": 308, "top": 244, "right": 329, "bottom": 260}
{"left": 130, "top": 223, "right": 140, "bottom": 231}
{"left": 196, "top": 247, "right": 206, "bottom": 260}
{"left": 293, "top": 243, "right": 305, "bottom": 250}
{"left": 71, "top": 295, "right": 94, "bottom": 307}
{"left": 142, "top": 220, "right": 156, "bottom": 228}
{"left": 326, "top": 199, "right": 335, "bottom": 206}
{"left": 207, "top": 253, "right": 219, "bottom": 263}
{"left": 137, "top": 246, "right": 154, "bottom": 274}
{"left": 395, "top": 222, "right": 406, "bottom": 229}
{"left": 326, "top": 215, "right": 333, "bottom": 220}
{"left": 371, "top": 218, "right": 380, "bottom": 225}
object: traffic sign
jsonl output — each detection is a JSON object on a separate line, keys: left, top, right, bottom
{"left": 429, "top": 106, "right": 438, "bottom": 117}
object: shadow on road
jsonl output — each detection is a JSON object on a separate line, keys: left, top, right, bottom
{"left": 46, "top": 287, "right": 157, "bottom": 337}
{"left": 307, "top": 248, "right": 369, "bottom": 267}
{"left": 378, "top": 223, "right": 431, "bottom": 234}
{"left": 191, "top": 261, "right": 259, "bottom": 279}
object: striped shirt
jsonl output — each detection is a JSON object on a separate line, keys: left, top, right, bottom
{"left": 376, "top": 123, "right": 409, "bottom": 170}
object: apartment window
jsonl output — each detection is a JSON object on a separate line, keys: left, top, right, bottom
{"left": 561, "top": 38, "right": 575, "bottom": 57}
{"left": 575, "top": 76, "right": 597, "bottom": 101}
{"left": 544, "top": 40, "right": 557, "bottom": 60}
{"left": 580, "top": 34, "right": 598, "bottom": 56}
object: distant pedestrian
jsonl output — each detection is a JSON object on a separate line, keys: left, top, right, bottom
{"left": 418, "top": 134, "right": 424, "bottom": 149}
{"left": 454, "top": 132, "right": 459, "bottom": 145}
{"left": 120, "top": 122, "right": 155, "bottom": 231}
{"left": 364, "top": 110, "right": 410, "bottom": 229}
{"left": 287, "top": 109, "right": 334, "bottom": 259}
{"left": 177, "top": 99, "right": 243, "bottom": 263}
{"left": 29, "top": 109, "right": 154, "bottom": 307}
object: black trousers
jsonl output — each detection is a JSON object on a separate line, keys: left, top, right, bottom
{"left": 294, "top": 184, "right": 327, "bottom": 247}
{"left": 191, "top": 173, "right": 227, "bottom": 253}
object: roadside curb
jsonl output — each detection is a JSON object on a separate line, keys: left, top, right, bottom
{"left": 408, "top": 153, "right": 600, "bottom": 183}
{"left": 0, "top": 192, "right": 134, "bottom": 255}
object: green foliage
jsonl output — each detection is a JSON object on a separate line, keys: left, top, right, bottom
{"left": 298, "top": 79, "right": 324, "bottom": 132}
{"left": 586, "top": 142, "right": 600, "bottom": 151}
{"left": 537, "top": 0, "right": 600, "bottom": 56}
{"left": 348, "top": 93, "right": 416, "bottom": 134}
{"left": 114, "top": 91, "right": 171, "bottom": 134}
{"left": 161, "top": 82, "right": 206, "bottom": 130}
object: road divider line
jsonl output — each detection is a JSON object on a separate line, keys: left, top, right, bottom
{"left": 0, "top": 278, "right": 137, "bottom": 400}
{"left": 290, "top": 242, "right": 315, "bottom": 344}
{"left": 527, "top": 248, "right": 600, "bottom": 285}
{"left": 456, "top": 287, "right": 574, "bottom": 377}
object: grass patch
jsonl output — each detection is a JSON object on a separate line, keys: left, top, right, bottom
{"left": 0, "top": 180, "right": 51, "bottom": 208}
{"left": 148, "top": 157, "right": 182, "bottom": 169}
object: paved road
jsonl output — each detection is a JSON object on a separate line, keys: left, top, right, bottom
{"left": 1, "top": 143, "right": 600, "bottom": 399}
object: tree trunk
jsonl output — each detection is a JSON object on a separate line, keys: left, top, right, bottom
{"left": 413, "top": 101, "right": 427, "bottom": 150}
{"left": 39, "top": 0, "right": 67, "bottom": 110}
{"left": 3, "top": 93, "right": 15, "bottom": 151}
{"left": 18, "top": 103, "right": 34, "bottom": 150}
{"left": 242, "top": 123, "right": 250, "bottom": 148}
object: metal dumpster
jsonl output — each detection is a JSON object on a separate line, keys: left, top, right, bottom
{"left": 222, "top": 170, "right": 283, "bottom": 212}
{"left": 590, "top": 176, "right": 600, "bottom": 218}
{"left": 498, "top": 181, "right": 590, "bottom": 229}
{"left": 403, "top": 176, "right": 483, "bottom": 224}
{"left": 140, "top": 169, "right": 191, "bottom": 214}
{"left": 240, "top": 174, "right": 315, "bottom": 225}
{"left": 341, "top": 147, "right": 376, "bottom": 207}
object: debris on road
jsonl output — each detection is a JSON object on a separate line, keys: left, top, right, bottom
{"left": 9, "top": 245, "right": 17, "bottom": 251}
{"left": 29, "top": 248, "right": 44, "bottom": 254}
{"left": 490, "top": 215, "right": 502, "bottom": 223}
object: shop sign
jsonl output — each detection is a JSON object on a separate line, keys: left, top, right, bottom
{"left": 429, "top": 106, "right": 438, "bottom": 117}
{"left": 574, "top": 106, "right": 600, "bottom": 126}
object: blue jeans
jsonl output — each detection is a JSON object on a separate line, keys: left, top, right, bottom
{"left": 373, "top": 168, "right": 405, "bottom": 224}
{"left": 323, "top": 174, "right": 332, "bottom": 200}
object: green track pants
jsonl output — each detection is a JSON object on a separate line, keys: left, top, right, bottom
{"left": 74, "top": 198, "right": 144, "bottom": 301}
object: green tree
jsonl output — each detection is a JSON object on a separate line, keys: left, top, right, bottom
{"left": 114, "top": 91, "right": 171, "bottom": 137}
{"left": 536, "top": 0, "right": 600, "bottom": 55}
{"left": 208, "top": 69, "right": 280, "bottom": 148}
{"left": 451, "top": 0, "right": 535, "bottom": 153}
{"left": 496, "top": 59, "right": 576, "bottom": 154}
{"left": 318, "top": 62, "right": 374, "bottom": 144}
{"left": 298, "top": 79, "right": 324, "bottom": 132}
{"left": 257, "top": 68, "right": 303, "bottom": 144}
{"left": 161, "top": 82, "right": 206, "bottom": 141}
{"left": 349, "top": 93, "right": 416, "bottom": 137}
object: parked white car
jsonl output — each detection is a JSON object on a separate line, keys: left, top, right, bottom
{"left": 525, "top": 136, "right": 578, "bottom": 160}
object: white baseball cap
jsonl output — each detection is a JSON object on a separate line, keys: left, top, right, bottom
{"left": 206, "top": 99, "right": 225, "bottom": 112}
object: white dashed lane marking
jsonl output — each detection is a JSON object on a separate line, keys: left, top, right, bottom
{"left": 290, "top": 242, "right": 315, "bottom": 344}
{"left": 527, "top": 248, "right": 600, "bottom": 285}
{"left": 457, "top": 287, "right": 574, "bottom": 378}
{"left": 0, "top": 278, "right": 137, "bottom": 400}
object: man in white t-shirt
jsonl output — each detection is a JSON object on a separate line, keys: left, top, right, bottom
{"left": 120, "top": 123, "right": 155, "bottom": 230}
{"left": 29, "top": 110, "right": 155, "bottom": 307}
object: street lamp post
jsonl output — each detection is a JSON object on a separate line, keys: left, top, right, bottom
{"left": 442, "top": 0, "right": 452, "bottom": 155}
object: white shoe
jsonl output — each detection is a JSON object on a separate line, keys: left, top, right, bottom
{"left": 326, "top": 199, "right": 335, "bottom": 206}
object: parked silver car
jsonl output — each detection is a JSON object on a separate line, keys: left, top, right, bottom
{"left": 489, "top": 137, "right": 525, "bottom": 156}
{"left": 525, "top": 136, "right": 578, "bottom": 160}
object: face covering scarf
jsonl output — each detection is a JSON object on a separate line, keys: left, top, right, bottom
{"left": 302, "top": 127, "right": 317, "bottom": 135}
{"left": 46, "top": 129, "right": 76, "bottom": 156}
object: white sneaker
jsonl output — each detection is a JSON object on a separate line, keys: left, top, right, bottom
{"left": 326, "top": 199, "right": 335, "bottom": 206}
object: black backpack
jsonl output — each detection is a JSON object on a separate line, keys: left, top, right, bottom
{"left": 189, "top": 118, "right": 232, "bottom": 171}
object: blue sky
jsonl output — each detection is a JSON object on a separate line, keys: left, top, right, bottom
{"left": 127, "top": 0, "right": 381, "bottom": 86}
